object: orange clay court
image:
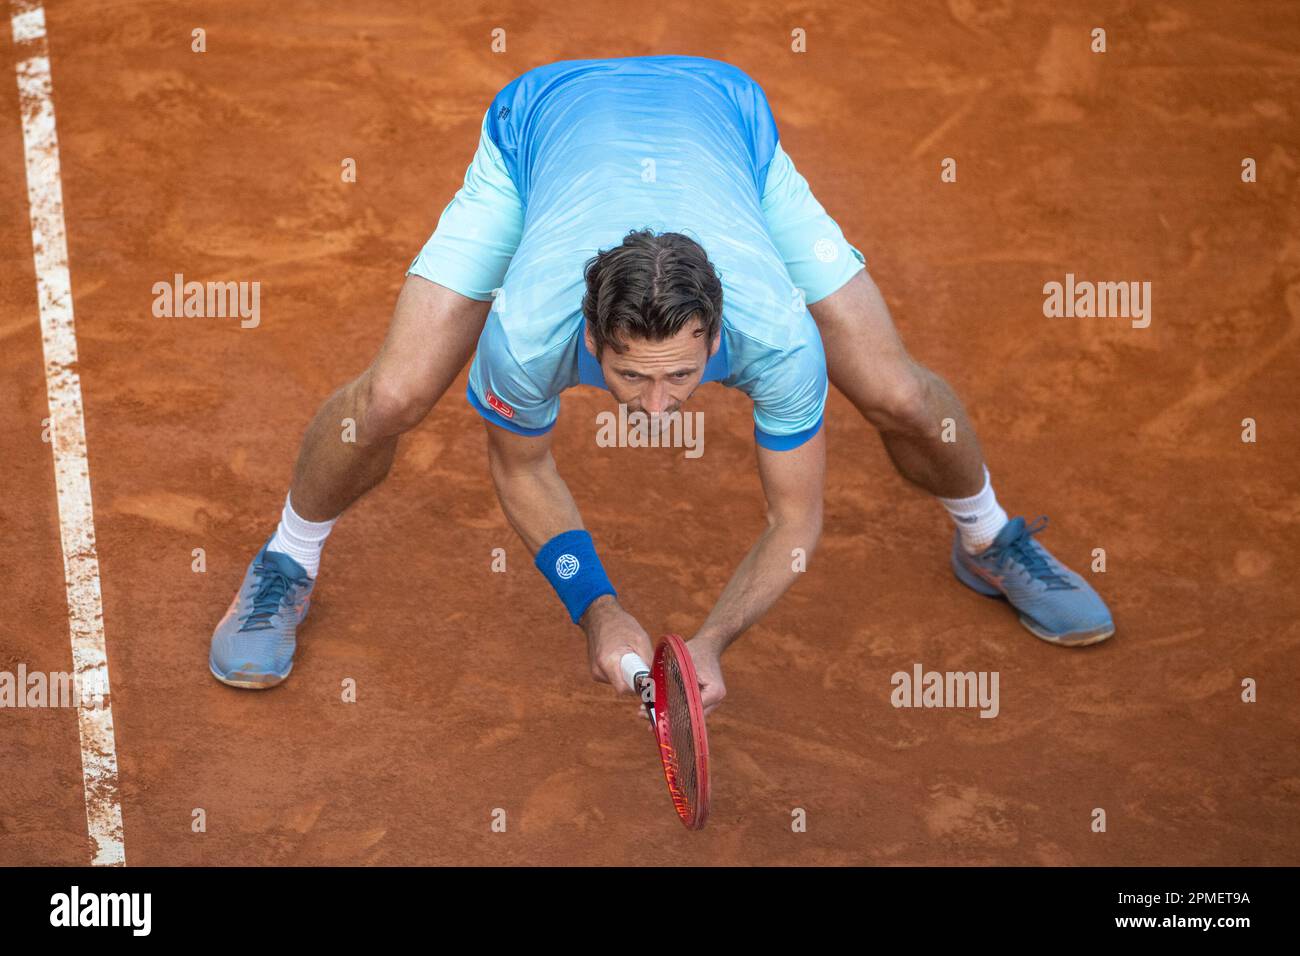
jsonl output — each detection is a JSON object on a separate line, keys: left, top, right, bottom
{"left": 2, "top": 0, "right": 1298, "bottom": 866}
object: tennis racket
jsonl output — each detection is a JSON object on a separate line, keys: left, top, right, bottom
{"left": 620, "top": 634, "right": 711, "bottom": 829}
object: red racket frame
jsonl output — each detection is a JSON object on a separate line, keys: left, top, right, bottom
{"left": 651, "top": 634, "right": 711, "bottom": 829}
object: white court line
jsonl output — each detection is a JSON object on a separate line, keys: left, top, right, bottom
{"left": 10, "top": 0, "right": 126, "bottom": 866}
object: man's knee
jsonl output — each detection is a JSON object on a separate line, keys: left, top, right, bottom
{"left": 356, "top": 370, "right": 438, "bottom": 440}
{"left": 859, "top": 361, "right": 935, "bottom": 435}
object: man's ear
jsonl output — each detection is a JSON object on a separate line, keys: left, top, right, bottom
{"left": 583, "top": 322, "right": 598, "bottom": 358}
{"left": 709, "top": 329, "right": 721, "bottom": 358}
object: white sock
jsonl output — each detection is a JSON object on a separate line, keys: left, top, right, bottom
{"left": 938, "top": 466, "right": 1009, "bottom": 554}
{"left": 267, "top": 494, "right": 336, "bottom": 578}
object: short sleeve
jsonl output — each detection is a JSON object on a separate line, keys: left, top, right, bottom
{"left": 466, "top": 309, "right": 560, "bottom": 435}
{"left": 733, "top": 333, "right": 828, "bottom": 451}
{"left": 407, "top": 108, "right": 525, "bottom": 301}
{"left": 760, "top": 142, "right": 866, "bottom": 304}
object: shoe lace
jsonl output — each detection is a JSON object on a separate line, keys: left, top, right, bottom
{"left": 997, "top": 516, "right": 1077, "bottom": 591}
{"left": 239, "top": 564, "right": 300, "bottom": 632}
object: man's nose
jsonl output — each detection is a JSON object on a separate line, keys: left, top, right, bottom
{"left": 641, "top": 381, "right": 671, "bottom": 414}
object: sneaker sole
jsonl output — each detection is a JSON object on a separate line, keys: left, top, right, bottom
{"left": 1020, "top": 616, "right": 1115, "bottom": 647}
{"left": 209, "top": 659, "right": 293, "bottom": 690}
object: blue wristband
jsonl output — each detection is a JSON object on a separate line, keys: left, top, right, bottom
{"left": 535, "top": 530, "right": 617, "bottom": 624}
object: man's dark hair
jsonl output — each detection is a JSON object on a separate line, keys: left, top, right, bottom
{"left": 581, "top": 229, "right": 723, "bottom": 356}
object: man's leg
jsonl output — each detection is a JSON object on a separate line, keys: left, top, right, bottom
{"left": 210, "top": 275, "right": 490, "bottom": 687}
{"left": 288, "top": 275, "right": 488, "bottom": 520}
{"left": 809, "top": 269, "right": 1113, "bottom": 646}
{"left": 808, "top": 269, "right": 985, "bottom": 501}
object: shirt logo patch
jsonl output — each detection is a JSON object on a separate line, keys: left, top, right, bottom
{"left": 814, "top": 238, "right": 839, "bottom": 263}
{"left": 486, "top": 391, "right": 515, "bottom": 419}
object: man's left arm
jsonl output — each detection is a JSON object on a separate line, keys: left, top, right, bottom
{"left": 689, "top": 426, "right": 825, "bottom": 714}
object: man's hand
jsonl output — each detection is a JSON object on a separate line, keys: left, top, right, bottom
{"left": 580, "top": 595, "right": 654, "bottom": 695}
{"left": 685, "top": 639, "right": 727, "bottom": 717}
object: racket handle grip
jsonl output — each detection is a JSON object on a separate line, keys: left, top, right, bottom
{"left": 620, "top": 652, "right": 650, "bottom": 692}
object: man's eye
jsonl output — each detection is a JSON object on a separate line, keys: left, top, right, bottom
{"left": 622, "top": 372, "right": 640, "bottom": 381}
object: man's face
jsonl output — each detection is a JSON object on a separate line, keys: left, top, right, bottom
{"left": 587, "top": 319, "right": 719, "bottom": 417}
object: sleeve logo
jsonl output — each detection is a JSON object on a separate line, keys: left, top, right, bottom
{"left": 813, "top": 237, "right": 839, "bottom": 263}
{"left": 486, "top": 391, "right": 515, "bottom": 419}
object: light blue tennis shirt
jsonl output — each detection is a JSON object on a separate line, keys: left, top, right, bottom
{"left": 442, "top": 56, "right": 833, "bottom": 450}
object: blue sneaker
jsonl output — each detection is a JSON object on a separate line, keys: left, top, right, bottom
{"left": 209, "top": 543, "right": 314, "bottom": 688}
{"left": 951, "top": 516, "right": 1114, "bottom": 646}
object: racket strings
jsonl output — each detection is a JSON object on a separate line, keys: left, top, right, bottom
{"left": 664, "top": 653, "right": 699, "bottom": 809}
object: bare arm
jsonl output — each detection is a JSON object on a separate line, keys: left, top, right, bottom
{"left": 689, "top": 426, "right": 826, "bottom": 713}
{"left": 484, "top": 422, "right": 653, "bottom": 692}
{"left": 483, "top": 418, "right": 582, "bottom": 549}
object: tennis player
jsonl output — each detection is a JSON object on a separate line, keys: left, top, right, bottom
{"left": 209, "top": 55, "right": 1113, "bottom": 710}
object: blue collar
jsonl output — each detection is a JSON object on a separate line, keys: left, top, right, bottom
{"left": 577, "top": 326, "right": 729, "bottom": 388}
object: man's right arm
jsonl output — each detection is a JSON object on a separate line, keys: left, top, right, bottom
{"left": 483, "top": 422, "right": 654, "bottom": 692}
